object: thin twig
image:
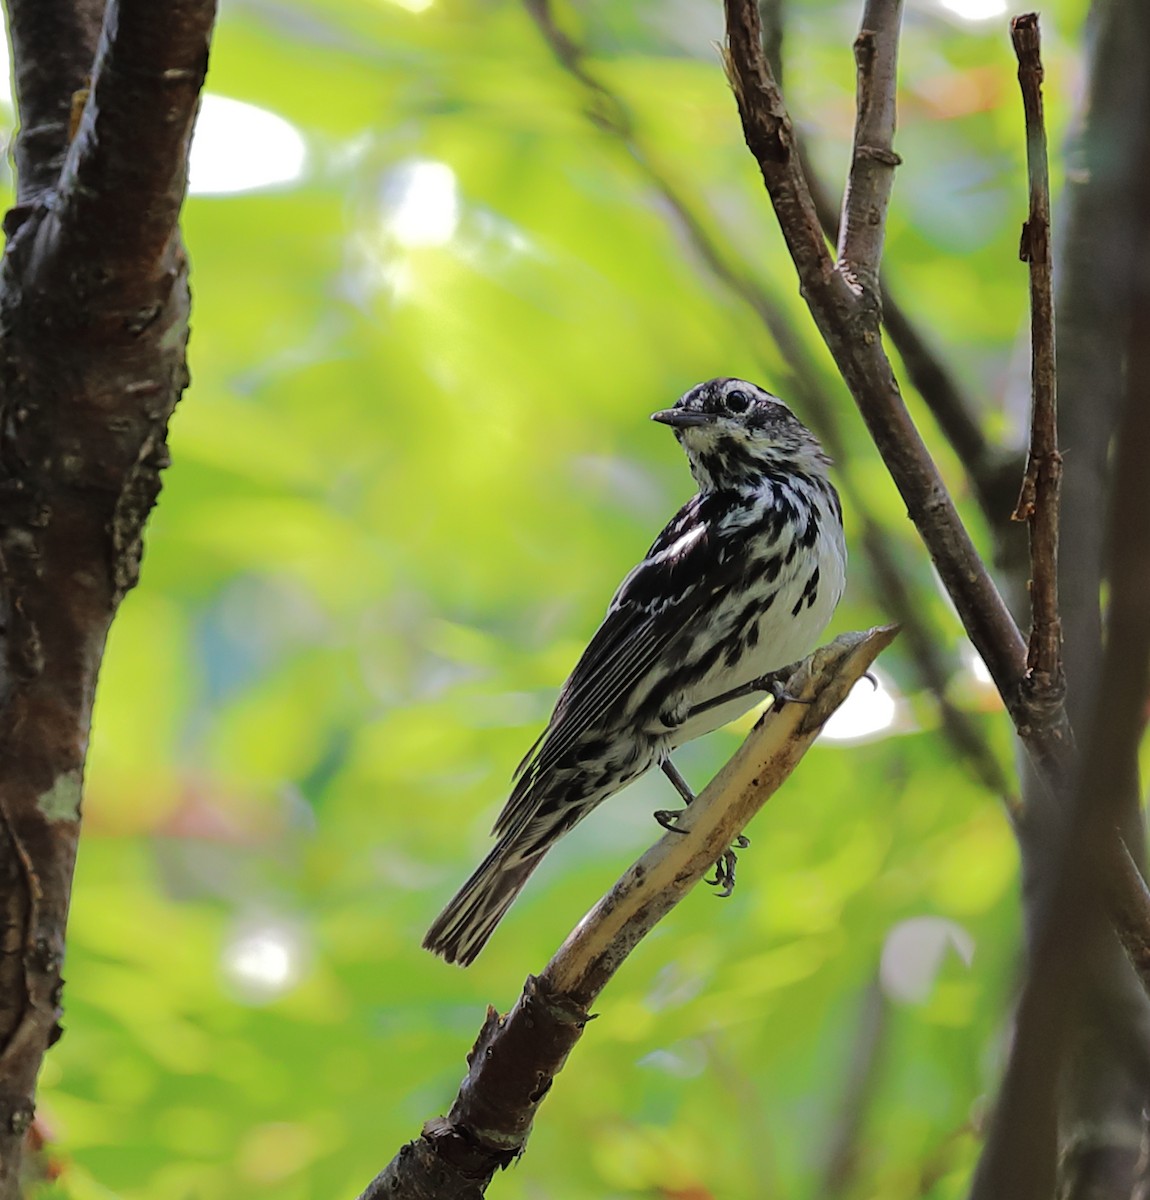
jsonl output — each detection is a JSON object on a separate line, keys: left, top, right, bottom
{"left": 1010, "top": 14, "right": 1063, "bottom": 690}
{"left": 837, "top": 0, "right": 904, "bottom": 295}
{"left": 360, "top": 630, "right": 898, "bottom": 1198}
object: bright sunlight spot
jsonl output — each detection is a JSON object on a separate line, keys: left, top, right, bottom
{"left": 385, "top": 160, "right": 460, "bottom": 248}
{"left": 820, "top": 672, "right": 898, "bottom": 743}
{"left": 190, "top": 95, "right": 307, "bottom": 195}
{"left": 937, "top": 0, "right": 1008, "bottom": 21}
{"left": 221, "top": 923, "right": 304, "bottom": 1004}
{"left": 385, "top": 0, "right": 435, "bottom": 11}
{"left": 880, "top": 916, "right": 974, "bottom": 1004}
{"left": 965, "top": 644, "right": 994, "bottom": 686}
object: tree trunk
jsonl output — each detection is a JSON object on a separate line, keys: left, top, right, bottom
{"left": 0, "top": 1, "right": 216, "bottom": 1190}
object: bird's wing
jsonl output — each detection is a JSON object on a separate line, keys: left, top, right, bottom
{"left": 494, "top": 494, "right": 749, "bottom": 839}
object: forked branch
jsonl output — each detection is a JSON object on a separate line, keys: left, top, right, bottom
{"left": 722, "top": 0, "right": 1031, "bottom": 738}
{"left": 524, "top": 0, "right": 1014, "bottom": 806}
{"left": 721, "top": 0, "right": 1150, "bottom": 999}
{"left": 35, "top": 0, "right": 216, "bottom": 286}
{"left": 5, "top": 0, "right": 103, "bottom": 205}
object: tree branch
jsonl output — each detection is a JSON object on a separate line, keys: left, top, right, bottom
{"left": 969, "top": 26, "right": 1150, "bottom": 1186}
{"left": 721, "top": 0, "right": 1035, "bottom": 737}
{"left": 1056, "top": 2, "right": 1145, "bottom": 741}
{"left": 526, "top": 0, "right": 1014, "bottom": 806}
{"left": 361, "top": 628, "right": 898, "bottom": 1198}
{"left": 990, "top": 4, "right": 1150, "bottom": 1194}
{"left": 837, "top": 0, "right": 903, "bottom": 295}
{"left": 1009, "top": 14, "right": 1062, "bottom": 690}
{"left": 970, "top": 216, "right": 1150, "bottom": 1200}
{"left": 38, "top": 0, "right": 216, "bottom": 284}
{"left": 800, "top": 149, "right": 1025, "bottom": 532}
{"left": 5, "top": 0, "right": 104, "bottom": 206}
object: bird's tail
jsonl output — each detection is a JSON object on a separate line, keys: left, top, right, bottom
{"left": 423, "top": 839, "right": 544, "bottom": 966}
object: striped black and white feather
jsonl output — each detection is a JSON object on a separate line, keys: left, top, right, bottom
{"left": 423, "top": 378, "right": 846, "bottom": 965}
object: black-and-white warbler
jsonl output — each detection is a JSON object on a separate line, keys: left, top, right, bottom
{"left": 424, "top": 378, "right": 846, "bottom": 965}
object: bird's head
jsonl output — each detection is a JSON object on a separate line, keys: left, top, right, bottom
{"left": 652, "top": 378, "right": 829, "bottom": 492}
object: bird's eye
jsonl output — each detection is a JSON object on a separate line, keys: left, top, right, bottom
{"left": 725, "top": 389, "right": 751, "bottom": 414}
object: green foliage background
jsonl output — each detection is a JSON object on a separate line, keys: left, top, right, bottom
{"left": 7, "top": 0, "right": 1091, "bottom": 1195}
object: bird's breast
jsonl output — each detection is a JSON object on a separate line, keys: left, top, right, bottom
{"left": 660, "top": 487, "right": 846, "bottom": 747}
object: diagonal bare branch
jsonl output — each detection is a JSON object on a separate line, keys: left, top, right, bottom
{"left": 544, "top": 628, "right": 900, "bottom": 1001}
{"left": 360, "top": 629, "right": 897, "bottom": 1198}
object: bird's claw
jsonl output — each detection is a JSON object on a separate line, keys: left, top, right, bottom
{"left": 763, "top": 673, "right": 809, "bottom": 709}
{"left": 654, "top": 808, "right": 688, "bottom": 834}
{"left": 708, "top": 847, "right": 738, "bottom": 897}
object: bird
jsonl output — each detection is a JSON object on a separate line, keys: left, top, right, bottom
{"left": 423, "top": 377, "right": 846, "bottom": 965}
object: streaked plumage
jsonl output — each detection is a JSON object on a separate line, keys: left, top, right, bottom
{"left": 424, "top": 378, "right": 846, "bottom": 965}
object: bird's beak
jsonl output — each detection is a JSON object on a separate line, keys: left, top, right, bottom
{"left": 651, "top": 408, "right": 714, "bottom": 428}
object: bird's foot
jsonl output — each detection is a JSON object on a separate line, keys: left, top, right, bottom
{"left": 757, "top": 665, "right": 810, "bottom": 709}
{"left": 656, "top": 756, "right": 748, "bottom": 886}
{"left": 708, "top": 846, "right": 739, "bottom": 897}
